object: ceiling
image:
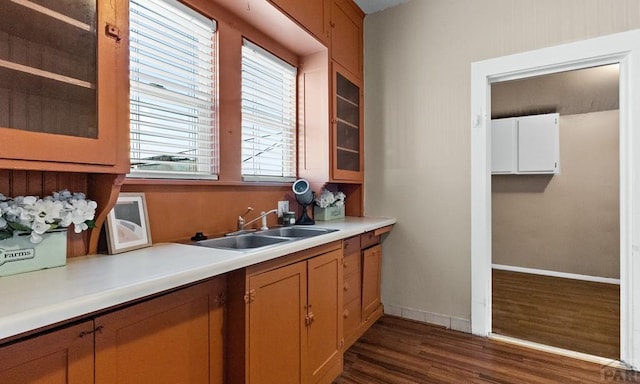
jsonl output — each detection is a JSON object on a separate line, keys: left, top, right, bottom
{"left": 353, "top": 0, "right": 411, "bottom": 14}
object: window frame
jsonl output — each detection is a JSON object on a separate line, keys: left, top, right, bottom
{"left": 128, "top": 0, "right": 219, "bottom": 180}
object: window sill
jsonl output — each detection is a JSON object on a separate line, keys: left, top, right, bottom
{"left": 123, "top": 178, "right": 294, "bottom": 188}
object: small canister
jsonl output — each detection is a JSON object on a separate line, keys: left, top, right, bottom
{"left": 283, "top": 211, "right": 296, "bottom": 226}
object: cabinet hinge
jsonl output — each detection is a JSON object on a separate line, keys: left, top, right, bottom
{"left": 339, "top": 338, "right": 345, "bottom": 348}
{"left": 244, "top": 289, "right": 256, "bottom": 304}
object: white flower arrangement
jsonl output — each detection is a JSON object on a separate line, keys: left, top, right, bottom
{"left": 314, "top": 189, "right": 346, "bottom": 209}
{"left": 0, "top": 190, "right": 97, "bottom": 244}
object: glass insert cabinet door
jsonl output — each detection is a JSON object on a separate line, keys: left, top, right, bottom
{"left": 0, "top": 0, "right": 123, "bottom": 167}
{"left": 332, "top": 63, "right": 363, "bottom": 181}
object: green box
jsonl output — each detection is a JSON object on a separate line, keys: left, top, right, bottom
{"left": 314, "top": 205, "right": 345, "bottom": 221}
{"left": 0, "top": 230, "right": 67, "bottom": 277}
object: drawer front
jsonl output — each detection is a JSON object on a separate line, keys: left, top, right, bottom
{"left": 360, "top": 231, "right": 380, "bottom": 249}
{"left": 343, "top": 251, "right": 360, "bottom": 277}
{"left": 343, "top": 298, "right": 362, "bottom": 339}
{"left": 343, "top": 236, "right": 361, "bottom": 256}
{"left": 343, "top": 271, "right": 361, "bottom": 304}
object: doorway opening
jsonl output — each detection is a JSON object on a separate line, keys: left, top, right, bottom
{"left": 490, "top": 65, "right": 620, "bottom": 359}
{"left": 470, "top": 29, "right": 640, "bottom": 368}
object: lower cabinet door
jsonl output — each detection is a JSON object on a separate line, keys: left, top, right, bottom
{"left": 94, "top": 278, "right": 225, "bottom": 384}
{"left": 362, "top": 244, "right": 382, "bottom": 321}
{"left": 0, "top": 321, "right": 94, "bottom": 384}
{"left": 307, "top": 249, "right": 343, "bottom": 383}
{"left": 248, "top": 261, "right": 307, "bottom": 384}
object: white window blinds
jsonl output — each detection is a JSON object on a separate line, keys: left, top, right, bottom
{"left": 129, "top": 0, "right": 218, "bottom": 179}
{"left": 241, "top": 39, "right": 297, "bottom": 182}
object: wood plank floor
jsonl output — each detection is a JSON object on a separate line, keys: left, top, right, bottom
{"left": 492, "top": 269, "right": 620, "bottom": 359}
{"left": 334, "top": 316, "right": 636, "bottom": 384}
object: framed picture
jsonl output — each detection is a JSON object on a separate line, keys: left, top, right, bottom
{"left": 106, "top": 193, "right": 152, "bottom": 254}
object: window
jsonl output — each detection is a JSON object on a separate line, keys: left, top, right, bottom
{"left": 241, "top": 39, "right": 297, "bottom": 182}
{"left": 129, "top": 0, "right": 218, "bottom": 179}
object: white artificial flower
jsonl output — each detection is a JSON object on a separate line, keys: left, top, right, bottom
{"left": 34, "top": 199, "right": 63, "bottom": 224}
{"left": 29, "top": 232, "right": 43, "bottom": 244}
{"left": 20, "top": 196, "right": 38, "bottom": 206}
{"left": 31, "top": 221, "right": 51, "bottom": 234}
{"left": 315, "top": 189, "right": 346, "bottom": 208}
{"left": 1, "top": 190, "right": 96, "bottom": 244}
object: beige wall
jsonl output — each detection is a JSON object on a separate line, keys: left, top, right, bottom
{"left": 492, "top": 111, "right": 619, "bottom": 278}
{"left": 364, "top": 0, "right": 640, "bottom": 322}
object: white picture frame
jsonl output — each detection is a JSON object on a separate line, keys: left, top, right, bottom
{"left": 105, "top": 193, "right": 152, "bottom": 254}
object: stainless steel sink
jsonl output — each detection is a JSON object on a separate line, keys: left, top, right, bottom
{"left": 195, "top": 226, "right": 338, "bottom": 251}
{"left": 196, "top": 234, "right": 292, "bottom": 250}
{"left": 257, "top": 227, "right": 338, "bottom": 238}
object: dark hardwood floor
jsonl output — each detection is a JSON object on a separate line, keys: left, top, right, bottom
{"left": 492, "top": 269, "right": 620, "bottom": 359}
{"left": 335, "top": 316, "right": 635, "bottom": 384}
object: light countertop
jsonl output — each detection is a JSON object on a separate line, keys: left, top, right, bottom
{"left": 0, "top": 216, "right": 395, "bottom": 342}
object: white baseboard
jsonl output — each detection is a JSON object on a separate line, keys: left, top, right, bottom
{"left": 383, "top": 303, "right": 471, "bottom": 333}
{"left": 492, "top": 264, "right": 620, "bottom": 285}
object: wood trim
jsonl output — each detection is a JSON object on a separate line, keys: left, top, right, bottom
{"left": 246, "top": 241, "right": 342, "bottom": 277}
{"left": 373, "top": 225, "right": 393, "bottom": 237}
{"left": 87, "top": 173, "right": 125, "bottom": 254}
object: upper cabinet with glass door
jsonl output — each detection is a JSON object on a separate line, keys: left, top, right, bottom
{"left": 332, "top": 62, "right": 363, "bottom": 181}
{"left": 0, "top": 0, "right": 128, "bottom": 172}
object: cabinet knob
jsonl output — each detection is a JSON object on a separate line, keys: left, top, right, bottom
{"left": 344, "top": 282, "right": 349, "bottom": 291}
{"left": 343, "top": 309, "right": 349, "bottom": 318}
{"left": 343, "top": 261, "right": 348, "bottom": 268}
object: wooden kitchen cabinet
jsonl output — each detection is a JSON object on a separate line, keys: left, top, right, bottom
{"left": 247, "top": 261, "right": 307, "bottom": 384}
{"left": 332, "top": 63, "right": 364, "bottom": 182}
{"left": 95, "top": 277, "right": 226, "bottom": 383}
{"left": 227, "top": 242, "right": 343, "bottom": 384}
{"left": 362, "top": 244, "right": 382, "bottom": 320}
{"left": 342, "top": 227, "right": 392, "bottom": 350}
{"left": 269, "top": 0, "right": 331, "bottom": 45}
{"left": 0, "top": 321, "right": 94, "bottom": 384}
{"left": 0, "top": 276, "right": 226, "bottom": 384}
{"left": 0, "top": 0, "right": 128, "bottom": 172}
{"left": 331, "top": 0, "right": 363, "bottom": 79}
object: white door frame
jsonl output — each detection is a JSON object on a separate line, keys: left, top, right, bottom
{"left": 470, "top": 29, "right": 640, "bottom": 368}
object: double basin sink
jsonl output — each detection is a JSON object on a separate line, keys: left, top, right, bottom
{"left": 195, "top": 226, "right": 338, "bottom": 251}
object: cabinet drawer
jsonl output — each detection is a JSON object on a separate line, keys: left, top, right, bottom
{"left": 343, "top": 271, "right": 361, "bottom": 304}
{"left": 343, "top": 298, "right": 361, "bottom": 339}
{"left": 360, "top": 231, "right": 380, "bottom": 249}
{"left": 343, "top": 236, "right": 360, "bottom": 256}
{"left": 343, "top": 251, "right": 360, "bottom": 277}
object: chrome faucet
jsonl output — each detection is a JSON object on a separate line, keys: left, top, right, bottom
{"left": 228, "top": 207, "right": 278, "bottom": 236}
{"left": 244, "top": 209, "right": 278, "bottom": 231}
{"left": 237, "top": 207, "right": 254, "bottom": 231}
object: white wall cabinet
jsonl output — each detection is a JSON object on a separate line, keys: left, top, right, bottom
{"left": 491, "top": 113, "right": 559, "bottom": 175}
